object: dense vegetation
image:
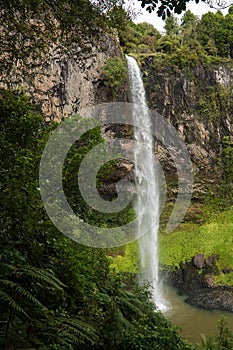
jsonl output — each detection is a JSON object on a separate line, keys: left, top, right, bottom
{"left": 1, "top": 83, "right": 232, "bottom": 348}
{"left": 1, "top": 84, "right": 232, "bottom": 348}
{"left": 1, "top": 86, "right": 232, "bottom": 350}
{"left": 1, "top": 89, "right": 200, "bottom": 349}
{"left": 120, "top": 7, "right": 233, "bottom": 61}
{"left": 160, "top": 210, "right": 233, "bottom": 283}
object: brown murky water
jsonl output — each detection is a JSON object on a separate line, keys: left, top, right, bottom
{"left": 163, "top": 284, "right": 233, "bottom": 344}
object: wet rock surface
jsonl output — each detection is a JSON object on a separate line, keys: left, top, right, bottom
{"left": 164, "top": 255, "right": 233, "bottom": 312}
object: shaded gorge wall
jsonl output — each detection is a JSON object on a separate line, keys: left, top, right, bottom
{"left": 140, "top": 56, "right": 233, "bottom": 203}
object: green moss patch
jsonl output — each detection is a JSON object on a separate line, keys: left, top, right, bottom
{"left": 160, "top": 209, "right": 233, "bottom": 285}
{"left": 108, "top": 241, "right": 139, "bottom": 274}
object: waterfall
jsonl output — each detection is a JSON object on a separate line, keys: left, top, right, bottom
{"left": 126, "top": 55, "right": 167, "bottom": 311}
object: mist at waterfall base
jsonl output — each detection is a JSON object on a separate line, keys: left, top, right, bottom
{"left": 126, "top": 55, "right": 169, "bottom": 311}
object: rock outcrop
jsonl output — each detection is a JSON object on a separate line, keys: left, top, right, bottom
{"left": 193, "top": 254, "right": 205, "bottom": 269}
{"left": 165, "top": 255, "right": 233, "bottom": 312}
{"left": 141, "top": 57, "right": 233, "bottom": 197}
{"left": 0, "top": 32, "right": 122, "bottom": 121}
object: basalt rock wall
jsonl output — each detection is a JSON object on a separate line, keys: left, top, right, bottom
{"left": 0, "top": 32, "right": 122, "bottom": 122}
{"left": 141, "top": 57, "right": 233, "bottom": 196}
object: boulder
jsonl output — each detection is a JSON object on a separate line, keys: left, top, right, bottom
{"left": 193, "top": 254, "right": 205, "bottom": 269}
{"left": 206, "top": 255, "right": 216, "bottom": 267}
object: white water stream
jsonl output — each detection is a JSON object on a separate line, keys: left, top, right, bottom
{"left": 126, "top": 55, "right": 167, "bottom": 311}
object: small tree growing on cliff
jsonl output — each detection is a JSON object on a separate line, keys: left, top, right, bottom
{"left": 103, "top": 56, "right": 128, "bottom": 99}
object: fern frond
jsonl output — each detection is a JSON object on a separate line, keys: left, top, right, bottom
{"left": 200, "top": 333, "right": 207, "bottom": 345}
{"left": 55, "top": 316, "right": 99, "bottom": 345}
{"left": 98, "top": 291, "right": 112, "bottom": 303}
{"left": 114, "top": 308, "right": 133, "bottom": 330}
{"left": 116, "top": 295, "right": 144, "bottom": 316}
{"left": 59, "top": 330, "right": 81, "bottom": 344}
{"left": 0, "top": 290, "right": 28, "bottom": 317}
{"left": 0, "top": 279, "right": 44, "bottom": 308}
{"left": 17, "top": 266, "right": 65, "bottom": 290}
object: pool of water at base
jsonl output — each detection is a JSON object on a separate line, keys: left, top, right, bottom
{"left": 162, "top": 283, "right": 233, "bottom": 344}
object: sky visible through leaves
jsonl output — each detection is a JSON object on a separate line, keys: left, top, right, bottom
{"left": 129, "top": 0, "right": 229, "bottom": 31}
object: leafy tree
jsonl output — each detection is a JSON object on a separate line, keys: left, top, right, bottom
{"left": 137, "top": 0, "right": 233, "bottom": 19}
{"left": 0, "top": 89, "right": 102, "bottom": 348}
{"left": 197, "top": 10, "right": 233, "bottom": 57}
{"left": 136, "top": 21, "right": 161, "bottom": 37}
{"left": 154, "top": 14, "right": 181, "bottom": 53}
{"left": 181, "top": 9, "right": 198, "bottom": 27}
{"left": 119, "top": 20, "right": 161, "bottom": 53}
{"left": 164, "top": 14, "right": 180, "bottom": 35}
{"left": 181, "top": 10, "right": 199, "bottom": 42}
{"left": 229, "top": 4, "right": 233, "bottom": 13}
{"left": 103, "top": 56, "right": 128, "bottom": 92}
{"left": 157, "top": 35, "right": 181, "bottom": 53}
{"left": 225, "top": 9, "right": 233, "bottom": 58}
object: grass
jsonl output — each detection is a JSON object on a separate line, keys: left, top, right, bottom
{"left": 109, "top": 208, "right": 233, "bottom": 286}
{"left": 159, "top": 208, "right": 233, "bottom": 285}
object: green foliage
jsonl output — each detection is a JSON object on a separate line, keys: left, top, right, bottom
{"left": 215, "top": 316, "right": 233, "bottom": 350}
{"left": 204, "top": 133, "right": 233, "bottom": 214}
{"left": 130, "top": 9, "right": 233, "bottom": 68}
{"left": 98, "top": 0, "right": 133, "bottom": 31}
{"left": 208, "top": 135, "right": 233, "bottom": 212}
{"left": 181, "top": 10, "right": 197, "bottom": 28}
{"left": 103, "top": 56, "right": 128, "bottom": 94}
{"left": 202, "top": 316, "right": 233, "bottom": 350}
{"left": 197, "top": 11, "right": 233, "bottom": 59}
{"left": 119, "top": 21, "right": 161, "bottom": 53}
{"left": 201, "top": 333, "right": 217, "bottom": 350}
{"left": 0, "top": 88, "right": 199, "bottom": 349}
{"left": 109, "top": 241, "right": 140, "bottom": 273}
{"left": 221, "top": 136, "right": 233, "bottom": 184}
{"left": 85, "top": 272, "right": 197, "bottom": 350}
{"left": 160, "top": 209, "right": 233, "bottom": 285}
{"left": 164, "top": 14, "right": 180, "bottom": 35}
{"left": 196, "top": 90, "right": 219, "bottom": 123}
{"left": 62, "top": 121, "right": 135, "bottom": 232}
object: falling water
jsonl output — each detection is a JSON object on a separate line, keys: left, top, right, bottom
{"left": 126, "top": 55, "right": 167, "bottom": 310}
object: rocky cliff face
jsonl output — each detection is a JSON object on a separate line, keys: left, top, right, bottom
{"left": 0, "top": 32, "right": 122, "bottom": 122}
{"left": 141, "top": 57, "right": 233, "bottom": 197}
{"left": 1, "top": 36, "right": 232, "bottom": 201}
